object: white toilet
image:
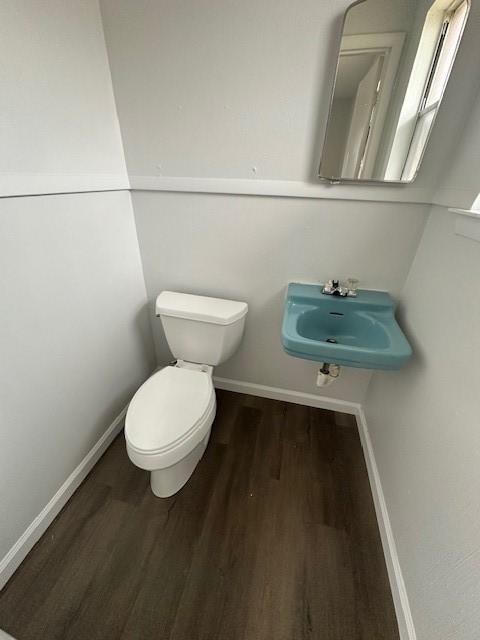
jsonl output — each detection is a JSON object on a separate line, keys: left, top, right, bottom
{"left": 125, "top": 291, "right": 248, "bottom": 497}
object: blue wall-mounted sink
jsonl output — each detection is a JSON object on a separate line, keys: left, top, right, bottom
{"left": 282, "top": 283, "right": 412, "bottom": 370}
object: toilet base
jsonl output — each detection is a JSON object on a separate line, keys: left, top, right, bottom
{"left": 150, "top": 431, "right": 211, "bottom": 497}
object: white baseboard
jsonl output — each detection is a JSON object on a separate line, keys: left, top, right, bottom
{"left": 213, "top": 375, "right": 361, "bottom": 415}
{"left": 0, "top": 407, "right": 127, "bottom": 591}
{"left": 355, "top": 407, "right": 416, "bottom": 640}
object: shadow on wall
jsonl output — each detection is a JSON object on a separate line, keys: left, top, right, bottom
{"left": 86, "top": 304, "right": 156, "bottom": 442}
{"left": 395, "top": 299, "right": 427, "bottom": 373}
{"left": 135, "top": 304, "right": 157, "bottom": 372}
{"left": 148, "top": 298, "right": 171, "bottom": 365}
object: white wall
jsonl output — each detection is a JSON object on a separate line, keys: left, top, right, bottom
{"left": 434, "top": 72, "right": 480, "bottom": 209}
{"left": 0, "top": 190, "right": 154, "bottom": 564}
{"left": 133, "top": 191, "right": 428, "bottom": 403}
{"left": 100, "top": 0, "right": 479, "bottom": 204}
{"left": 0, "top": 0, "right": 154, "bottom": 582}
{"left": 0, "top": 0, "right": 128, "bottom": 196}
{"left": 364, "top": 205, "right": 480, "bottom": 639}
{"left": 100, "top": 0, "right": 341, "bottom": 182}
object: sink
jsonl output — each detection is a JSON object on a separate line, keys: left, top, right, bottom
{"left": 281, "top": 283, "right": 412, "bottom": 370}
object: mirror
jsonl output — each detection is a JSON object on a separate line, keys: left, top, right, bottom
{"left": 319, "top": 0, "right": 470, "bottom": 183}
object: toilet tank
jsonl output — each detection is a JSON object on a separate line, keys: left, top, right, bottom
{"left": 155, "top": 291, "right": 248, "bottom": 366}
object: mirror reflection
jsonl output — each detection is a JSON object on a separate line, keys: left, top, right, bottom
{"left": 319, "top": 0, "right": 470, "bottom": 183}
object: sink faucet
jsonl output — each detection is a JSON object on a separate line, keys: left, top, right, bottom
{"left": 322, "top": 279, "right": 347, "bottom": 296}
{"left": 322, "top": 278, "right": 359, "bottom": 297}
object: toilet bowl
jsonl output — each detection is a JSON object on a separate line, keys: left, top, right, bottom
{"left": 125, "top": 291, "right": 248, "bottom": 497}
{"left": 126, "top": 363, "right": 216, "bottom": 497}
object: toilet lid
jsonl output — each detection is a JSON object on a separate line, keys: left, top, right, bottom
{"left": 125, "top": 367, "right": 213, "bottom": 453}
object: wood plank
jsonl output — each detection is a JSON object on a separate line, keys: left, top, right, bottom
{"left": 0, "top": 391, "right": 399, "bottom": 640}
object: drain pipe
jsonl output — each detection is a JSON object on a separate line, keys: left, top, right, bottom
{"left": 316, "top": 336, "right": 341, "bottom": 386}
{"left": 317, "top": 362, "right": 341, "bottom": 387}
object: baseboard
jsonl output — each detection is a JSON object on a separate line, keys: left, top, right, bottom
{"left": 355, "top": 407, "right": 416, "bottom": 640}
{"left": 0, "top": 407, "right": 127, "bottom": 591}
{"left": 213, "top": 376, "right": 361, "bottom": 415}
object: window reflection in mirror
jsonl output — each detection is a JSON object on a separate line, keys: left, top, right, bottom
{"left": 319, "top": 0, "right": 470, "bottom": 183}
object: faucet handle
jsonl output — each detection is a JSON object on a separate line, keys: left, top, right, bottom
{"left": 322, "top": 278, "right": 347, "bottom": 296}
{"left": 322, "top": 279, "right": 335, "bottom": 294}
{"left": 346, "top": 277, "right": 359, "bottom": 297}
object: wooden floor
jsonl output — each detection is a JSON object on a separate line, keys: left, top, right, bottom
{"left": 0, "top": 391, "right": 399, "bottom": 640}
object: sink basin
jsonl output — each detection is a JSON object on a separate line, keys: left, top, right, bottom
{"left": 281, "top": 283, "right": 412, "bottom": 370}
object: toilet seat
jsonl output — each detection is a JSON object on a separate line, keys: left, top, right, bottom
{"left": 125, "top": 366, "right": 216, "bottom": 471}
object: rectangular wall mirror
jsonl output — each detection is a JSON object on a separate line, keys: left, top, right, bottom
{"left": 319, "top": 0, "right": 470, "bottom": 183}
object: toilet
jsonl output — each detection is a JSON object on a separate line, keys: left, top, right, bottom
{"left": 125, "top": 291, "right": 248, "bottom": 497}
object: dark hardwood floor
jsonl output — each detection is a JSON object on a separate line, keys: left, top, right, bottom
{"left": 0, "top": 391, "right": 399, "bottom": 640}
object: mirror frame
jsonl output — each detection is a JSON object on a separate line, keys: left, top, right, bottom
{"left": 318, "top": 0, "right": 470, "bottom": 185}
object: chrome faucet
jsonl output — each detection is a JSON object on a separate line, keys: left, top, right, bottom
{"left": 322, "top": 279, "right": 347, "bottom": 296}
{"left": 322, "top": 278, "right": 359, "bottom": 297}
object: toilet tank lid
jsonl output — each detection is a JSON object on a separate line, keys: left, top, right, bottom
{"left": 156, "top": 291, "right": 248, "bottom": 325}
